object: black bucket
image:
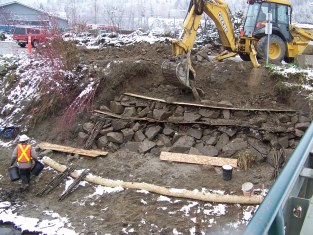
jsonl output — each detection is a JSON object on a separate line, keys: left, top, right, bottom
{"left": 222, "top": 165, "right": 233, "bottom": 181}
{"left": 8, "top": 166, "right": 20, "bottom": 181}
{"left": 31, "top": 160, "right": 44, "bottom": 176}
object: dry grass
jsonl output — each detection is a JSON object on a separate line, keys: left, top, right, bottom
{"left": 235, "top": 149, "right": 256, "bottom": 170}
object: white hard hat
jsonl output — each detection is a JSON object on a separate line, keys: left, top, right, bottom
{"left": 19, "top": 134, "right": 30, "bottom": 142}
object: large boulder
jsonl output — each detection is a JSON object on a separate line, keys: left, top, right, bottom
{"left": 170, "top": 136, "right": 195, "bottom": 152}
{"left": 145, "top": 125, "right": 162, "bottom": 140}
{"left": 139, "top": 139, "right": 156, "bottom": 153}
{"left": 107, "top": 132, "right": 124, "bottom": 144}
{"left": 222, "top": 138, "right": 248, "bottom": 155}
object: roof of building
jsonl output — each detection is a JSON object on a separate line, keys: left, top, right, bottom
{"left": 0, "top": 1, "right": 68, "bottom": 21}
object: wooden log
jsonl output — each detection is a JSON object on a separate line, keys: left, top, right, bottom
{"left": 37, "top": 142, "right": 108, "bottom": 158}
{"left": 42, "top": 157, "right": 262, "bottom": 205}
{"left": 160, "top": 151, "right": 237, "bottom": 168}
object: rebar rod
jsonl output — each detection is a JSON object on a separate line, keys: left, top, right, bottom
{"left": 36, "top": 167, "right": 75, "bottom": 197}
{"left": 58, "top": 169, "right": 89, "bottom": 201}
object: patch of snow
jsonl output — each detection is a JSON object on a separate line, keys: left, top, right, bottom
{"left": 63, "top": 177, "right": 88, "bottom": 193}
{"left": 243, "top": 206, "right": 257, "bottom": 221}
{"left": 140, "top": 218, "right": 147, "bottom": 225}
{"left": 0, "top": 139, "right": 15, "bottom": 147}
{"left": 140, "top": 199, "right": 148, "bottom": 205}
{"left": 136, "top": 189, "right": 150, "bottom": 194}
{"left": 157, "top": 207, "right": 168, "bottom": 211}
{"left": 180, "top": 201, "right": 199, "bottom": 216}
{"left": 0, "top": 203, "right": 77, "bottom": 234}
{"left": 0, "top": 201, "right": 11, "bottom": 208}
{"left": 173, "top": 228, "right": 183, "bottom": 235}
{"left": 157, "top": 195, "right": 172, "bottom": 202}
{"left": 87, "top": 185, "right": 124, "bottom": 199}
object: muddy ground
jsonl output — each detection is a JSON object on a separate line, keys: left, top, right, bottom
{"left": 0, "top": 42, "right": 311, "bottom": 234}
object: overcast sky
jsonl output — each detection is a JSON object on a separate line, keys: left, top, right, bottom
{"left": 0, "top": 0, "right": 312, "bottom": 25}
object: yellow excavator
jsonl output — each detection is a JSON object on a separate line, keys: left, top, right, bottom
{"left": 161, "top": 0, "right": 313, "bottom": 98}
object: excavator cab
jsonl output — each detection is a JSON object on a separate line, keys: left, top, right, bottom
{"left": 243, "top": 0, "right": 292, "bottom": 41}
{"left": 241, "top": 0, "right": 292, "bottom": 62}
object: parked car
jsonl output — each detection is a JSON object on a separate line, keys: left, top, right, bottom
{"left": 13, "top": 26, "right": 60, "bottom": 48}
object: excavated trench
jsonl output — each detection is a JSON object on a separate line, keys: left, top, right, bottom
{"left": 1, "top": 43, "right": 312, "bottom": 234}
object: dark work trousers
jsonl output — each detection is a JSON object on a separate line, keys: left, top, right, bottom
{"left": 19, "top": 168, "right": 31, "bottom": 185}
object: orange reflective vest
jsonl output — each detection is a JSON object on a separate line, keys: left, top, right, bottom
{"left": 17, "top": 144, "right": 32, "bottom": 163}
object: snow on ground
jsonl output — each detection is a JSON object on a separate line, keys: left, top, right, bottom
{"left": 1, "top": 160, "right": 259, "bottom": 234}
{"left": 271, "top": 63, "right": 313, "bottom": 97}
{"left": 0, "top": 168, "right": 257, "bottom": 234}
{"left": 63, "top": 30, "right": 172, "bottom": 49}
{"left": 0, "top": 201, "right": 77, "bottom": 235}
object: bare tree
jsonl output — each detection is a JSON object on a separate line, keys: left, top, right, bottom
{"left": 64, "top": 0, "right": 79, "bottom": 29}
{"left": 97, "top": 0, "right": 125, "bottom": 30}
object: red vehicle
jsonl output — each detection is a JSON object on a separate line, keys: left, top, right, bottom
{"left": 13, "top": 26, "right": 60, "bottom": 48}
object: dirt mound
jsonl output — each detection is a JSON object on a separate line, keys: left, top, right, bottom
{"left": 80, "top": 43, "right": 309, "bottom": 112}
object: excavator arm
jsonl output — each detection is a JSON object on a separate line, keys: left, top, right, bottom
{"left": 172, "top": 0, "right": 237, "bottom": 55}
{"left": 162, "top": 0, "right": 238, "bottom": 96}
{"left": 161, "top": 0, "right": 259, "bottom": 96}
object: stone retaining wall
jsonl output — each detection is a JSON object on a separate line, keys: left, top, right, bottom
{"left": 77, "top": 95, "right": 311, "bottom": 168}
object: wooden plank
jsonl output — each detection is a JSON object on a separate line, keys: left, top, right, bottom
{"left": 37, "top": 142, "right": 108, "bottom": 158}
{"left": 124, "top": 92, "right": 167, "bottom": 103}
{"left": 123, "top": 92, "right": 296, "bottom": 112}
{"left": 160, "top": 151, "right": 237, "bottom": 168}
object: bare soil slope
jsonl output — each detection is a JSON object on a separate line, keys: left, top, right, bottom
{"left": 82, "top": 43, "right": 309, "bottom": 112}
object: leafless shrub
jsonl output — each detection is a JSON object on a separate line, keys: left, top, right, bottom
{"left": 28, "top": 39, "right": 80, "bottom": 127}
{"left": 55, "top": 80, "right": 100, "bottom": 135}
{"left": 36, "top": 38, "right": 78, "bottom": 70}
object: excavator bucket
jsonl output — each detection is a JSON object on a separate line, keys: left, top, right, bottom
{"left": 161, "top": 57, "right": 203, "bottom": 101}
{"left": 302, "top": 42, "right": 313, "bottom": 55}
{"left": 295, "top": 42, "right": 313, "bottom": 68}
{"left": 161, "top": 58, "right": 191, "bottom": 89}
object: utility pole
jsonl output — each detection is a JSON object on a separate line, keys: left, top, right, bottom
{"left": 70, "top": 0, "right": 77, "bottom": 29}
{"left": 265, "top": 11, "right": 272, "bottom": 66}
{"left": 94, "top": 0, "right": 97, "bottom": 25}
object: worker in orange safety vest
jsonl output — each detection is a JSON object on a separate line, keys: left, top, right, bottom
{"left": 10, "top": 134, "right": 38, "bottom": 191}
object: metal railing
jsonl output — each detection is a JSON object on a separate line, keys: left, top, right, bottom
{"left": 244, "top": 122, "right": 313, "bottom": 235}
